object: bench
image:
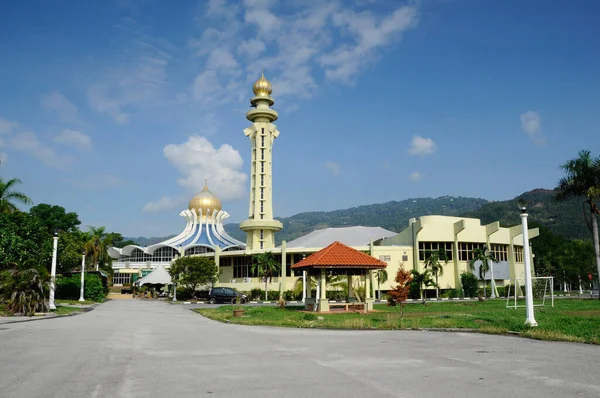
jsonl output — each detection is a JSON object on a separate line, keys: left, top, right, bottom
{"left": 329, "top": 302, "right": 366, "bottom": 313}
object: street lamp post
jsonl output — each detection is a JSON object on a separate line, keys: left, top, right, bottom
{"left": 49, "top": 230, "right": 59, "bottom": 310}
{"left": 520, "top": 204, "right": 538, "bottom": 327}
{"left": 79, "top": 250, "right": 86, "bottom": 302}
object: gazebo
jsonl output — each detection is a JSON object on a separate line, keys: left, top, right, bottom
{"left": 134, "top": 264, "right": 172, "bottom": 286}
{"left": 291, "top": 241, "right": 387, "bottom": 312}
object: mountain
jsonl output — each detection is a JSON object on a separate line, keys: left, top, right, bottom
{"left": 126, "top": 235, "right": 177, "bottom": 247}
{"left": 463, "top": 188, "right": 590, "bottom": 240}
{"left": 129, "top": 190, "right": 592, "bottom": 247}
{"left": 224, "top": 196, "right": 490, "bottom": 245}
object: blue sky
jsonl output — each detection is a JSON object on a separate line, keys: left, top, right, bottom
{"left": 1, "top": 0, "right": 599, "bottom": 238}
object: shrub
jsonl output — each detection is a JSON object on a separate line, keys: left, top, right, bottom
{"left": 441, "top": 288, "right": 463, "bottom": 299}
{"left": 250, "top": 288, "right": 264, "bottom": 300}
{"left": 282, "top": 290, "right": 295, "bottom": 301}
{"left": 497, "top": 286, "right": 508, "bottom": 297}
{"left": 327, "top": 290, "right": 347, "bottom": 301}
{"left": 56, "top": 274, "right": 106, "bottom": 302}
{"left": 408, "top": 280, "right": 421, "bottom": 299}
{"left": 1, "top": 266, "right": 50, "bottom": 316}
{"left": 460, "top": 272, "right": 479, "bottom": 297}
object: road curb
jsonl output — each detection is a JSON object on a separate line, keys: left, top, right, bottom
{"left": 0, "top": 305, "right": 96, "bottom": 325}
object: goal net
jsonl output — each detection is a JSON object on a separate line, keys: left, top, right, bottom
{"left": 506, "top": 276, "right": 554, "bottom": 309}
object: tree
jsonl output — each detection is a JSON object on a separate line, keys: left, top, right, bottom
{"left": 387, "top": 264, "right": 413, "bottom": 319}
{"left": 410, "top": 269, "right": 436, "bottom": 303}
{"left": 469, "top": 248, "right": 497, "bottom": 299}
{"left": 0, "top": 177, "right": 32, "bottom": 214}
{"left": 169, "top": 256, "right": 218, "bottom": 298}
{"left": 251, "top": 251, "right": 281, "bottom": 300}
{"left": 105, "top": 232, "right": 138, "bottom": 248}
{"left": 84, "top": 226, "right": 111, "bottom": 271}
{"left": 29, "top": 203, "right": 81, "bottom": 233}
{"left": 556, "top": 150, "right": 600, "bottom": 299}
{"left": 423, "top": 248, "right": 449, "bottom": 298}
{"left": 0, "top": 212, "right": 52, "bottom": 270}
{"left": 57, "top": 230, "right": 87, "bottom": 274}
{"left": 375, "top": 269, "right": 388, "bottom": 300}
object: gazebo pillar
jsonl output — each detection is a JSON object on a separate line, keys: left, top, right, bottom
{"left": 347, "top": 275, "right": 355, "bottom": 302}
{"left": 305, "top": 272, "right": 315, "bottom": 311}
{"left": 318, "top": 268, "right": 329, "bottom": 312}
{"left": 365, "top": 271, "right": 374, "bottom": 311}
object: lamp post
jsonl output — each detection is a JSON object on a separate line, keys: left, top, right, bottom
{"left": 49, "top": 229, "right": 59, "bottom": 310}
{"left": 520, "top": 203, "right": 538, "bottom": 327}
{"left": 79, "top": 250, "right": 86, "bottom": 302}
{"left": 172, "top": 252, "right": 179, "bottom": 302}
{"left": 488, "top": 248, "right": 496, "bottom": 299}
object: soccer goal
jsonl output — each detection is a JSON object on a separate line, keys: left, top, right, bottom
{"left": 506, "top": 276, "right": 554, "bottom": 309}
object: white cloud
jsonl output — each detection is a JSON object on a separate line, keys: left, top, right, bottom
{"left": 520, "top": 111, "right": 546, "bottom": 146}
{"left": 144, "top": 135, "right": 247, "bottom": 211}
{"left": 190, "top": 1, "right": 419, "bottom": 103}
{"left": 409, "top": 171, "right": 422, "bottom": 181}
{"left": 320, "top": 6, "right": 418, "bottom": 82}
{"left": 41, "top": 92, "right": 80, "bottom": 124}
{"left": 409, "top": 136, "right": 436, "bottom": 156}
{"left": 86, "top": 16, "right": 172, "bottom": 124}
{"left": 324, "top": 161, "right": 340, "bottom": 176}
{"left": 144, "top": 196, "right": 186, "bottom": 212}
{"left": 54, "top": 129, "right": 92, "bottom": 151}
{"left": 0, "top": 117, "right": 18, "bottom": 135}
{"left": 10, "top": 131, "right": 71, "bottom": 169}
{"left": 237, "top": 39, "right": 266, "bottom": 57}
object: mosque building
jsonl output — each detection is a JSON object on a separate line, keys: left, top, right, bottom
{"left": 109, "top": 73, "right": 538, "bottom": 300}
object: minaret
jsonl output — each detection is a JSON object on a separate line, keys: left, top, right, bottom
{"left": 239, "top": 71, "right": 283, "bottom": 251}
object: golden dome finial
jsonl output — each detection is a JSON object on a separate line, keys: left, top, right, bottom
{"left": 188, "top": 182, "right": 222, "bottom": 217}
{"left": 252, "top": 70, "right": 272, "bottom": 96}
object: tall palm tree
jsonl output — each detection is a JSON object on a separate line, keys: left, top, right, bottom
{"left": 556, "top": 150, "right": 600, "bottom": 298}
{"left": 423, "top": 248, "right": 449, "bottom": 298}
{"left": 85, "top": 226, "right": 110, "bottom": 271}
{"left": 0, "top": 177, "right": 32, "bottom": 214}
{"left": 375, "top": 269, "right": 388, "bottom": 300}
{"left": 469, "top": 248, "right": 497, "bottom": 299}
{"left": 410, "top": 269, "right": 436, "bottom": 303}
{"left": 251, "top": 251, "right": 281, "bottom": 300}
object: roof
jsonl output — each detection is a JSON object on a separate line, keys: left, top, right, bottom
{"left": 135, "top": 264, "right": 172, "bottom": 286}
{"left": 291, "top": 241, "right": 387, "bottom": 269}
{"left": 283, "top": 226, "right": 396, "bottom": 249}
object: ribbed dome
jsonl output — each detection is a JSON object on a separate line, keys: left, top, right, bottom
{"left": 252, "top": 72, "right": 272, "bottom": 96}
{"left": 188, "top": 182, "right": 222, "bottom": 217}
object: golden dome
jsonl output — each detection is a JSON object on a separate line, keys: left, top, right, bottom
{"left": 188, "top": 181, "right": 222, "bottom": 217}
{"left": 252, "top": 71, "right": 272, "bottom": 96}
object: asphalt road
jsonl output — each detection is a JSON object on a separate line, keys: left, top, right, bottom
{"left": 1, "top": 300, "right": 599, "bottom": 398}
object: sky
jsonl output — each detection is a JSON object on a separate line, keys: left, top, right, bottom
{"left": 1, "top": 0, "right": 599, "bottom": 238}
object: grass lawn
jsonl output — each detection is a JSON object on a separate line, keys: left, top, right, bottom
{"left": 55, "top": 299, "right": 96, "bottom": 305}
{"left": 194, "top": 299, "right": 600, "bottom": 344}
{"left": 53, "top": 305, "right": 86, "bottom": 315}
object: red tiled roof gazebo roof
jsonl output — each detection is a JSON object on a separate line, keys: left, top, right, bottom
{"left": 291, "top": 241, "right": 387, "bottom": 269}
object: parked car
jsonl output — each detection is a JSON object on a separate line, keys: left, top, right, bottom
{"left": 208, "top": 287, "right": 247, "bottom": 304}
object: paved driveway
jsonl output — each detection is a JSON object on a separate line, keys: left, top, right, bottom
{"left": 1, "top": 300, "right": 599, "bottom": 398}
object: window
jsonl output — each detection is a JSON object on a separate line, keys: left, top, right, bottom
{"left": 490, "top": 244, "right": 508, "bottom": 262}
{"left": 514, "top": 245, "right": 524, "bottom": 262}
{"left": 261, "top": 162, "right": 264, "bottom": 173}
{"left": 261, "top": 135, "right": 265, "bottom": 147}
{"left": 233, "top": 256, "right": 256, "bottom": 278}
{"left": 260, "top": 203, "right": 264, "bottom": 213}
{"left": 184, "top": 246, "right": 214, "bottom": 256}
{"left": 260, "top": 187, "right": 264, "bottom": 199}
{"left": 260, "top": 229, "right": 264, "bottom": 239}
{"left": 260, "top": 241, "right": 264, "bottom": 249}
{"left": 260, "top": 175, "right": 264, "bottom": 186}
{"left": 261, "top": 148, "right": 264, "bottom": 160}
{"left": 402, "top": 253, "right": 409, "bottom": 262}
{"left": 458, "top": 242, "right": 485, "bottom": 261}
{"left": 379, "top": 255, "right": 391, "bottom": 262}
{"left": 418, "top": 242, "right": 453, "bottom": 261}
{"left": 113, "top": 273, "right": 131, "bottom": 285}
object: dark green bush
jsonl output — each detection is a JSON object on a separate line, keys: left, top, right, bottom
{"left": 249, "top": 288, "right": 263, "bottom": 300}
{"left": 460, "top": 272, "right": 479, "bottom": 298}
{"left": 441, "top": 288, "right": 463, "bottom": 298}
{"left": 408, "top": 281, "right": 421, "bottom": 299}
{"left": 56, "top": 274, "right": 106, "bottom": 302}
{"left": 283, "top": 290, "right": 296, "bottom": 301}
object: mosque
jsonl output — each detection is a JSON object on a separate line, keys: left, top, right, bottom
{"left": 109, "top": 73, "right": 538, "bottom": 302}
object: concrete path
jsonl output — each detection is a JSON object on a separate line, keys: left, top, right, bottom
{"left": 1, "top": 300, "right": 599, "bottom": 398}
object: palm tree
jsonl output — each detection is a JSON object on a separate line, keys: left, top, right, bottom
{"left": 423, "top": 248, "right": 449, "bottom": 298}
{"left": 469, "top": 248, "right": 497, "bottom": 299}
{"left": 84, "top": 226, "right": 110, "bottom": 271}
{"left": 410, "top": 269, "right": 436, "bottom": 303}
{"left": 375, "top": 269, "right": 388, "bottom": 300}
{"left": 556, "top": 150, "right": 600, "bottom": 299}
{"left": 0, "top": 177, "right": 32, "bottom": 214}
{"left": 251, "top": 251, "right": 281, "bottom": 300}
